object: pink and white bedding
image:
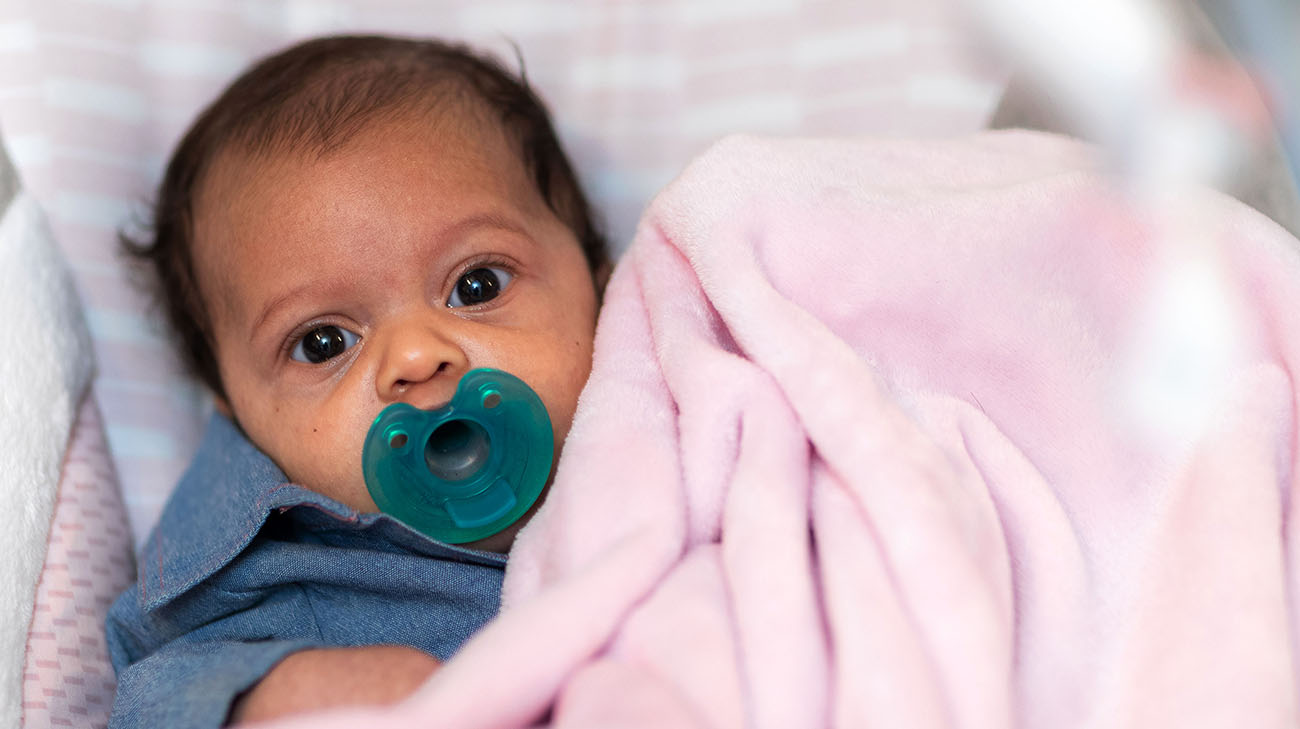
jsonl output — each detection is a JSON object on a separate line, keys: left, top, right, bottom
{"left": 252, "top": 130, "right": 1300, "bottom": 728}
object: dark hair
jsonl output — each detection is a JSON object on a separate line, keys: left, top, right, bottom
{"left": 122, "top": 35, "right": 608, "bottom": 400}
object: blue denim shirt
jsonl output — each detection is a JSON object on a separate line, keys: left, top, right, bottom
{"left": 105, "top": 413, "right": 506, "bottom": 729}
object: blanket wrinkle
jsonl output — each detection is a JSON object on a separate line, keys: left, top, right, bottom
{"left": 811, "top": 466, "right": 954, "bottom": 729}
{"left": 634, "top": 230, "right": 750, "bottom": 548}
{"left": 949, "top": 400, "right": 1093, "bottom": 726}
{"left": 249, "top": 131, "right": 1300, "bottom": 729}
{"left": 712, "top": 372, "right": 822, "bottom": 729}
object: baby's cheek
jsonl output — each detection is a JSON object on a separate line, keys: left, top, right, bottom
{"left": 547, "top": 378, "right": 589, "bottom": 447}
{"left": 282, "top": 424, "right": 350, "bottom": 485}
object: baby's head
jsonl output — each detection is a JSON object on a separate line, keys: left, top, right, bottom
{"left": 126, "top": 35, "right": 609, "bottom": 550}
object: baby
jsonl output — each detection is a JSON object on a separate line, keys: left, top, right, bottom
{"left": 106, "top": 35, "right": 609, "bottom": 728}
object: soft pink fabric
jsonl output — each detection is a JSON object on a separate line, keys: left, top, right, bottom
{"left": 23, "top": 394, "right": 134, "bottom": 729}
{"left": 249, "top": 131, "right": 1300, "bottom": 728}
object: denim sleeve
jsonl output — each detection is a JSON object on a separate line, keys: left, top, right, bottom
{"left": 106, "top": 639, "right": 319, "bottom": 729}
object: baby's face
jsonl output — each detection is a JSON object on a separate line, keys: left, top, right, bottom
{"left": 192, "top": 111, "right": 600, "bottom": 551}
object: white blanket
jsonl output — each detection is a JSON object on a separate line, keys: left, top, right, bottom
{"left": 0, "top": 139, "right": 94, "bottom": 728}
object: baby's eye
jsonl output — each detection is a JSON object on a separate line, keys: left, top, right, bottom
{"left": 447, "top": 266, "right": 513, "bottom": 308}
{"left": 290, "top": 325, "right": 359, "bottom": 364}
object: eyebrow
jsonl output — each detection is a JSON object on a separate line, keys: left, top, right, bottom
{"left": 440, "top": 210, "right": 530, "bottom": 244}
{"left": 249, "top": 280, "right": 321, "bottom": 342}
{"left": 247, "top": 211, "right": 531, "bottom": 339}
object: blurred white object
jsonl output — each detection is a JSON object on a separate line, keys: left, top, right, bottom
{"left": 966, "top": 0, "right": 1245, "bottom": 194}
{"left": 964, "top": 0, "right": 1263, "bottom": 444}
{"left": 969, "top": 0, "right": 1176, "bottom": 144}
{"left": 1116, "top": 214, "right": 1254, "bottom": 444}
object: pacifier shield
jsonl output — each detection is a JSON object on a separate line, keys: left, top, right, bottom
{"left": 362, "top": 368, "right": 553, "bottom": 544}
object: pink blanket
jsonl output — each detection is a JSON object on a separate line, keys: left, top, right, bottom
{"left": 253, "top": 131, "right": 1300, "bottom": 728}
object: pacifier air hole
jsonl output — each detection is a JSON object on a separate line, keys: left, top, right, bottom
{"left": 424, "top": 419, "right": 491, "bottom": 482}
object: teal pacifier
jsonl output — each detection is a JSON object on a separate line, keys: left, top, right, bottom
{"left": 362, "top": 368, "right": 553, "bottom": 544}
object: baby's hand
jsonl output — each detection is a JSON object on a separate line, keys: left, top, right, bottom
{"left": 227, "top": 644, "right": 440, "bottom": 726}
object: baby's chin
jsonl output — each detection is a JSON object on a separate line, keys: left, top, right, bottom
{"left": 460, "top": 448, "right": 561, "bottom": 554}
{"left": 460, "top": 483, "right": 550, "bottom": 554}
{"left": 460, "top": 523, "right": 524, "bottom": 553}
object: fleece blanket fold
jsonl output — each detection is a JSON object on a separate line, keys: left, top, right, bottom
{"left": 255, "top": 131, "right": 1300, "bottom": 729}
{"left": 0, "top": 155, "right": 95, "bottom": 726}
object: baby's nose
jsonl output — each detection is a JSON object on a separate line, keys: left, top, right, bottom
{"left": 375, "top": 318, "right": 469, "bottom": 404}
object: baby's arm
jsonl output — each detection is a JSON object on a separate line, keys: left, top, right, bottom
{"left": 228, "top": 644, "right": 440, "bottom": 725}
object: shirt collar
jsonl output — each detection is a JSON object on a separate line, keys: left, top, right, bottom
{"left": 139, "top": 412, "right": 505, "bottom": 612}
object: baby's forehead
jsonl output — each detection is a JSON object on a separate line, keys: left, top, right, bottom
{"left": 222, "top": 87, "right": 512, "bottom": 169}
{"left": 189, "top": 108, "right": 546, "bottom": 311}
{"left": 198, "top": 98, "right": 525, "bottom": 212}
